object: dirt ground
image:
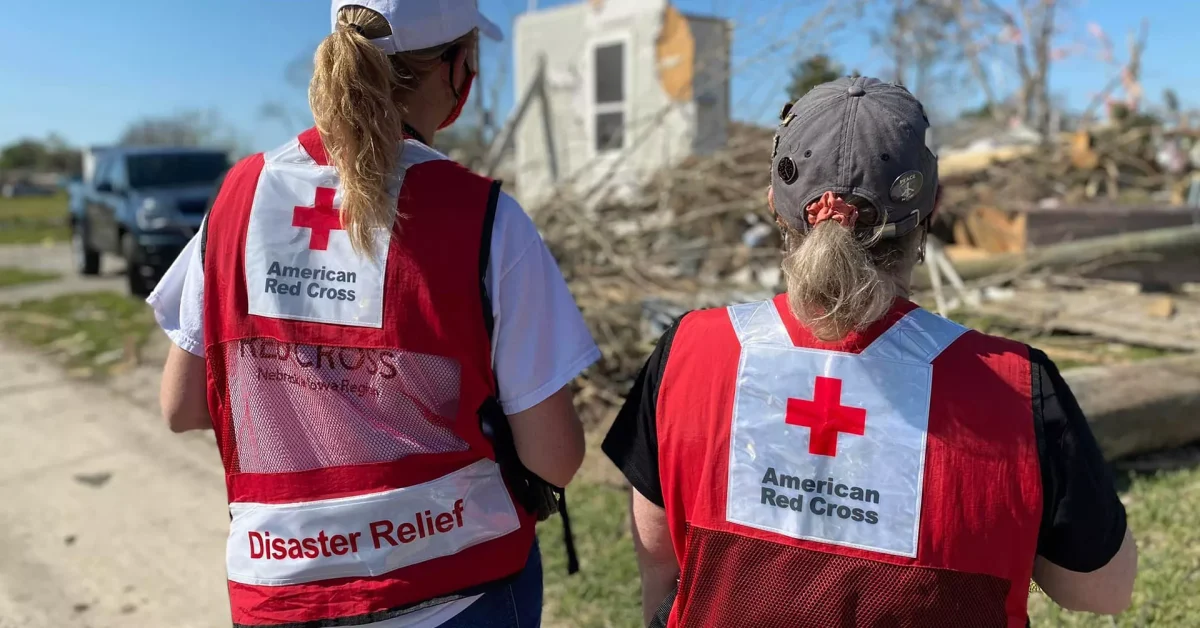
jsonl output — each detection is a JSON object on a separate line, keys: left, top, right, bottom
{"left": 0, "top": 246, "right": 232, "bottom": 627}
{"left": 0, "top": 244, "right": 123, "bottom": 305}
{"left": 0, "top": 337, "right": 231, "bottom": 628}
{"left": 0, "top": 245, "right": 577, "bottom": 628}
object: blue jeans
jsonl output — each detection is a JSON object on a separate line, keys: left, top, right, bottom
{"left": 439, "top": 540, "right": 543, "bottom": 628}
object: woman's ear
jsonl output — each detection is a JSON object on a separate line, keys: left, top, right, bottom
{"left": 454, "top": 44, "right": 474, "bottom": 77}
{"left": 768, "top": 185, "right": 788, "bottom": 231}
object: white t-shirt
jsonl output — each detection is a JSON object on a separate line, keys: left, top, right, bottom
{"left": 148, "top": 149, "right": 600, "bottom": 416}
{"left": 146, "top": 142, "right": 599, "bottom": 627}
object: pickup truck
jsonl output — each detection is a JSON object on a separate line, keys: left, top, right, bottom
{"left": 70, "top": 147, "right": 230, "bottom": 296}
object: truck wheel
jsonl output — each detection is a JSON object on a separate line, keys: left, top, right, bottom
{"left": 72, "top": 221, "right": 101, "bottom": 276}
{"left": 121, "top": 233, "right": 154, "bottom": 298}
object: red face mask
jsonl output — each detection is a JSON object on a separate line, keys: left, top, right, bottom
{"left": 439, "top": 57, "right": 475, "bottom": 130}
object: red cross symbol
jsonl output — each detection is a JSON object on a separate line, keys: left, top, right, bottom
{"left": 292, "top": 187, "right": 343, "bottom": 251}
{"left": 785, "top": 376, "right": 867, "bottom": 457}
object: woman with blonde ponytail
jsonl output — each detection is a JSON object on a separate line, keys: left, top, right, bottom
{"left": 149, "top": 2, "right": 599, "bottom": 626}
{"left": 605, "top": 77, "right": 1136, "bottom": 627}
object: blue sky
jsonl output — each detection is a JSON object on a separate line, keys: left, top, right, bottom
{"left": 2, "top": 0, "right": 1198, "bottom": 152}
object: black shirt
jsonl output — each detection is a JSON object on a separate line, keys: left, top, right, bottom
{"left": 602, "top": 315, "right": 1128, "bottom": 573}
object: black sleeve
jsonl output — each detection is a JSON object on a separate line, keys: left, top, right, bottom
{"left": 1032, "top": 347, "right": 1128, "bottom": 572}
{"left": 601, "top": 317, "right": 685, "bottom": 508}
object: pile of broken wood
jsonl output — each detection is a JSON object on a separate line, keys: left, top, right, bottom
{"left": 531, "top": 121, "right": 1200, "bottom": 460}
{"left": 937, "top": 120, "right": 1200, "bottom": 258}
{"left": 955, "top": 276, "right": 1200, "bottom": 460}
{"left": 534, "top": 123, "right": 780, "bottom": 426}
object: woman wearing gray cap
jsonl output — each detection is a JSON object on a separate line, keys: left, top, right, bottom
{"left": 603, "top": 76, "right": 1137, "bottom": 627}
{"left": 149, "top": 1, "right": 599, "bottom": 626}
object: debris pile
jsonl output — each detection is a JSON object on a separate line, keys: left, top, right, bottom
{"left": 533, "top": 118, "right": 1200, "bottom": 426}
{"left": 936, "top": 121, "right": 1200, "bottom": 254}
{"left": 534, "top": 123, "right": 781, "bottom": 425}
{"left": 942, "top": 121, "right": 1200, "bottom": 208}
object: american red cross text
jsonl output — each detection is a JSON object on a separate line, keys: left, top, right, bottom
{"left": 292, "top": 187, "right": 344, "bottom": 251}
{"left": 786, "top": 376, "right": 867, "bottom": 457}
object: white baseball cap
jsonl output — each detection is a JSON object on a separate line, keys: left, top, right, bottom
{"left": 331, "top": 0, "right": 504, "bottom": 54}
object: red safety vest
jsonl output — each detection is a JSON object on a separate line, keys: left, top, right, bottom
{"left": 202, "top": 128, "right": 536, "bottom": 626}
{"left": 656, "top": 295, "right": 1042, "bottom": 628}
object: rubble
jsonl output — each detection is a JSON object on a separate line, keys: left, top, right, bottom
{"left": 533, "top": 123, "right": 779, "bottom": 425}
{"left": 533, "top": 118, "right": 1200, "bottom": 434}
{"left": 936, "top": 122, "right": 1200, "bottom": 255}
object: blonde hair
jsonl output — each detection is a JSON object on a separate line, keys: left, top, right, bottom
{"left": 309, "top": 5, "right": 478, "bottom": 254}
{"left": 780, "top": 199, "right": 923, "bottom": 342}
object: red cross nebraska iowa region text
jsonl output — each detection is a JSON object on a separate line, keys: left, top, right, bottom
{"left": 786, "top": 376, "right": 867, "bottom": 457}
{"left": 293, "top": 187, "right": 344, "bottom": 251}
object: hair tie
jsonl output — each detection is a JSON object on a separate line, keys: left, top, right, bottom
{"left": 346, "top": 23, "right": 365, "bottom": 36}
{"left": 805, "top": 191, "right": 859, "bottom": 229}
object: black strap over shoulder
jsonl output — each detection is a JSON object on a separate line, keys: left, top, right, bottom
{"left": 200, "top": 213, "right": 210, "bottom": 264}
{"left": 477, "top": 180, "right": 580, "bottom": 576}
{"left": 199, "top": 168, "right": 229, "bottom": 265}
{"left": 479, "top": 180, "right": 501, "bottom": 340}
{"left": 648, "top": 583, "right": 678, "bottom": 628}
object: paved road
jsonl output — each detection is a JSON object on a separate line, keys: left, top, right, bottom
{"left": 0, "top": 340, "right": 231, "bottom": 627}
{"left": 0, "top": 243, "right": 125, "bottom": 304}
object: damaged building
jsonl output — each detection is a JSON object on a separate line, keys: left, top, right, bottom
{"left": 512, "top": 0, "right": 731, "bottom": 208}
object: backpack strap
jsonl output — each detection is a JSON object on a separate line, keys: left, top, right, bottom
{"left": 477, "top": 180, "right": 580, "bottom": 576}
{"left": 479, "top": 180, "right": 501, "bottom": 341}
{"left": 199, "top": 168, "right": 230, "bottom": 265}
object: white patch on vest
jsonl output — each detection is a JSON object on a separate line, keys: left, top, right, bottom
{"left": 245, "top": 162, "right": 391, "bottom": 328}
{"left": 226, "top": 459, "right": 521, "bottom": 586}
{"left": 724, "top": 302, "right": 964, "bottom": 558}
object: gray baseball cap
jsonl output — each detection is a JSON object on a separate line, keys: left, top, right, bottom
{"left": 770, "top": 76, "right": 938, "bottom": 238}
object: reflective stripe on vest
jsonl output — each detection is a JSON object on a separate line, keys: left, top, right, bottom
{"left": 724, "top": 300, "right": 967, "bottom": 558}
{"left": 227, "top": 459, "right": 520, "bottom": 586}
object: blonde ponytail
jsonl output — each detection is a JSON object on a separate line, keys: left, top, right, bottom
{"left": 310, "top": 7, "right": 404, "bottom": 255}
{"left": 781, "top": 213, "right": 921, "bottom": 342}
{"left": 309, "top": 6, "right": 479, "bottom": 256}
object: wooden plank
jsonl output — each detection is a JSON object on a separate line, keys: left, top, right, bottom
{"left": 913, "top": 224, "right": 1200, "bottom": 289}
{"left": 972, "top": 286, "right": 1200, "bottom": 351}
{"left": 944, "top": 244, "right": 994, "bottom": 263}
{"left": 964, "top": 206, "right": 1026, "bottom": 253}
{"left": 1066, "top": 355, "right": 1200, "bottom": 460}
{"left": 1021, "top": 205, "right": 1200, "bottom": 248}
{"left": 952, "top": 220, "right": 975, "bottom": 248}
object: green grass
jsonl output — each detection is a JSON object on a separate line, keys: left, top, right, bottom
{"left": 0, "top": 191, "right": 71, "bottom": 244}
{"left": 0, "top": 266, "right": 59, "bottom": 288}
{"left": 540, "top": 463, "right": 1200, "bottom": 627}
{"left": 0, "top": 291, "right": 157, "bottom": 377}
{"left": 1028, "top": 464, "right": 1200, "bottom": 626}
{"left": 538, "top": 480, "right": 643, "bottom": 628}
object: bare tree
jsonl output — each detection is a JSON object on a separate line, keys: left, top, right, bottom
{"left": 786, "top": 55, "right": 847, "bottom": 101}
{"left": 1080, "top": 19, "right": 1149, "bottom": 124}
{"left": 852, "top": 0, "right": 965, "bottom": 129}
{"left": 260, "top": 51, "right": 316, "bottom": 135}
{"left": 947, "top": 0, "right": 1001, "bottom": 118}
{"left": 971, "top": 0, "right": 1064, "bottom": 138}
{"left": 119, "top": 110, "right": 244, "bottom": 152}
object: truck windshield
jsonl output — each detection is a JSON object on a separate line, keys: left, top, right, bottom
{"left": 127, "top": 153, "right": 229, "bottom": 189}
